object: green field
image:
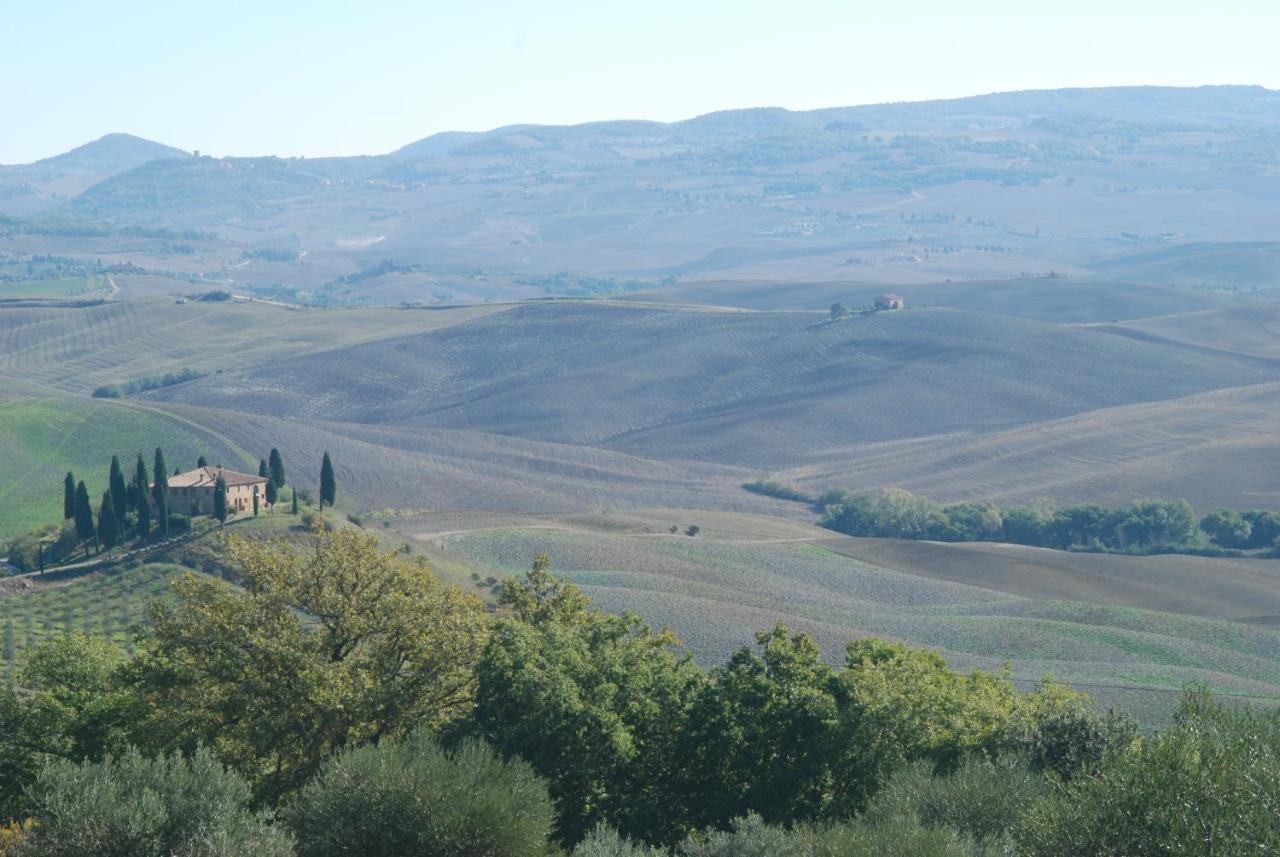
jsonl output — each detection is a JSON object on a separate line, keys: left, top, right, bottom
{"left": 0, "top": 396, "right": 250, "bottom": 540}
{"left": 0, "top": 276, "right": 109, "bottom": 300}
{"left": 442, "top": 526, "right": 1280, "bottom": 725}
{"left": 0, "top": 563, "right": 190, "bottom": 677}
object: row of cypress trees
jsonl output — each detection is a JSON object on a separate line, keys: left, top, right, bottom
{"left": 59, "top": 447, "right": 333, "bottom": 553}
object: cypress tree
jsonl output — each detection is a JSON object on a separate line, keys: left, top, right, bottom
{"left": 155, "top": 488, "right": 169, "bottom": 539}
{"left": 319, "top": 452, "right": 336, "bottom": 510}
{"left": 253, "top": 491, "right": 260, "bottom": 517}
{"left": 135, "top": 477, "right": 151, "bottom": 539}
{"left": 197, "top": 455, "right": 208, "bottom": 468}
{"left": 134, "top": 454, "right": 150, "bottom": 501}
{"left": 98, "top": 491, "right": 120, "bottom": 554}
{"left": 133, "top": 454, "right": 152, "bottom": 538}
{"left": 63, "top": 472, "right": 76, "bottom": 520}
{"left": 108, "top": 455, "right": 128, "bottom": 530}
{"left": 153, "top": 449, "right": 170, "bottom": 538}
{"left": 268, "top": 448, "right": 285, "bottom": 489}
{"left": 73, "top": 481, "right": 95, "bottom": 555}
{"left": 265, "top": 480, "right": 278, "bottom": 508}
{"left": 213, "top": 477, "right": 228, "bottom": 526}
{"left": 153, "top": 449, "right": 169, "bottom": 505}
{"left": 258, "top": 458, "right": 269, "bottom": 479}
{"left": 291, "top": 486, "right": 298, "bottom": 516}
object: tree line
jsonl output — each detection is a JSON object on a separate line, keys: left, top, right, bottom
{"left": 3, "top": 527, "right": 1277, "bottom": 854}
{"left": 814, "top": 487, "right": 1280, "bottom": 556}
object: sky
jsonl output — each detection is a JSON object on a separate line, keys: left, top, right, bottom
{"left": 3, "top": 0, "right": 1277, "bottom": 163}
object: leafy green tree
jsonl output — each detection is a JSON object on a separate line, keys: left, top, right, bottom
{"left": 1245, "top": 510, "right": 1280, "bottom": 548}
{"left": 473, "top": 557, "right": 707, "bottom": 845}
{"left": 0, "top": 634, "right": 137, "bottom": 820}
{"left": 97, "top": 492, "right": 120, "bottom": 554}
{"left": 939, "top": 501, "right": 1003, "bottom": 541}
{"left": 1115, "top": 499, "right": 1199, "bottom": 550}
{"left": 15, "top": 747, "right": 294, "bottom": 857}
{"left": 62, "top": 472, "right": 75, "bottom": 521}
{"left": 108, "top": 455, "right": 128, "bottom": 531}
{"left": 681, "top": 626, "right": 842, "bottom": 830}
{"left": 286, "top": 731, "right": 553, "bottom": 857}
{"left": 1018, "top": 693, "right": 1280, "bottom": 855}
{"left": 319, "top": 452, "right": 335, "bottom": 510}
{"left": 269, "top": 448, "right": 286, "bottom": 489}
{"left": 1200, "top": 508, "right": 1252, "bottom": 548}
{"left": 213, "top": 477, "right": 228, "bottom": 525}
{"left": 73, "top": 481, "right": 95, "bottom": 556}
{"left": 130, "top": 527, "right": 488, "bottom": 803}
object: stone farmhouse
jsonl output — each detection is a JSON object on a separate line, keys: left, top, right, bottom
{"left": 875, "top": 294, "right": 906, "bottom": 310}
{"left": 164, "top": 465, "right": 269, "bottom": 516}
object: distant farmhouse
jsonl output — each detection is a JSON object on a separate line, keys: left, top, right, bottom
{"left": 163, "top": 465, "right": 269, "bottom": 516}
{"left": 875, "top": 293, "right": 905, "bottom": 310}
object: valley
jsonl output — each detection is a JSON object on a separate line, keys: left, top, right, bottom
{"left": 4, "top": 86, "right": 1280, "bottom": 729}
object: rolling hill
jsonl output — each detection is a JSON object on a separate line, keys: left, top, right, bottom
{"left": 2, "top": 86, "right": 1274, "bottom": 300}
{"left": 145, "top": 301, "right": 1280, "bottom": 469}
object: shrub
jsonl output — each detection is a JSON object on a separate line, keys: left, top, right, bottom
{"left": 13, "top": 746, "right": 293, "bottom": 857}
{"left": 166, "top": 513, "right": 191, "bottom": 535}
{"left": 808, "top": 817, "right": 1000, "bottom": 857}
{"left": 298, "top": 512, "right": 330, "bottom": 532}
{"left": 681, "top": 813, "right": 808, "bottom": 857}
{"left": 286, "top": 731, "right": 554, "bottom": 857}
{"left": 742, "top": 480, "right": 814, "bottom": 503}
{"left": 573, "top": 825, "right": 666, "bottom": 857}
{"left": 1017, "top": 693, "right": 1280, "bottom": 855}
{"left": 679, "top": 813, "right": 998, "bottom": 857}
{"left": 861, "top": 756, "right": 1043, "bottom": 844}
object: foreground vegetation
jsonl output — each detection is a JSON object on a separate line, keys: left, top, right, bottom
{"left": 2, "top": 527, "right": 1278, "bottom": 854}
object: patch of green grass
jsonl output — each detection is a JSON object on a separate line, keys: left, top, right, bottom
{"left": 0, "top": 276, "right": 108, "bottom": 299}
{"left": 0, "top": 396, "right": 247, "bottom": 541}
{"left": 0, "top": 562, "right": 191, "bottom": 678}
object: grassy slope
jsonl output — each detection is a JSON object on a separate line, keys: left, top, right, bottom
{"left": 0, "top": 298, "right": 506, "bottom": 394}
{"left": 0, "top": 276, "right": 110, "bottom": 300}
{"left": 435, "top": 518, "right": 1280, "bottom": 725}
{"left": 0, "top": 396, "right": 248, "bottom": 540}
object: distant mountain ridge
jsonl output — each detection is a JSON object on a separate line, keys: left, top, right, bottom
{"left": 3, "top": 133, "right": 188, "bottom": 174}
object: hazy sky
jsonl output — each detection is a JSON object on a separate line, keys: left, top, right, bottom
{"left": 4, "top": 0, "right": 1277, "bottom": 163}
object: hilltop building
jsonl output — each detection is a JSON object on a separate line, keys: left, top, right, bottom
{"left": 162, "top": 465, "right": 268, "bottom": 516}
{"left": 875, "top": 294, "right": 905, "bottom": 310}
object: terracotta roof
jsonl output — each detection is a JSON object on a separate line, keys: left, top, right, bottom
{"left": 166, "top": 465, "right": 266, "bottom": 489}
